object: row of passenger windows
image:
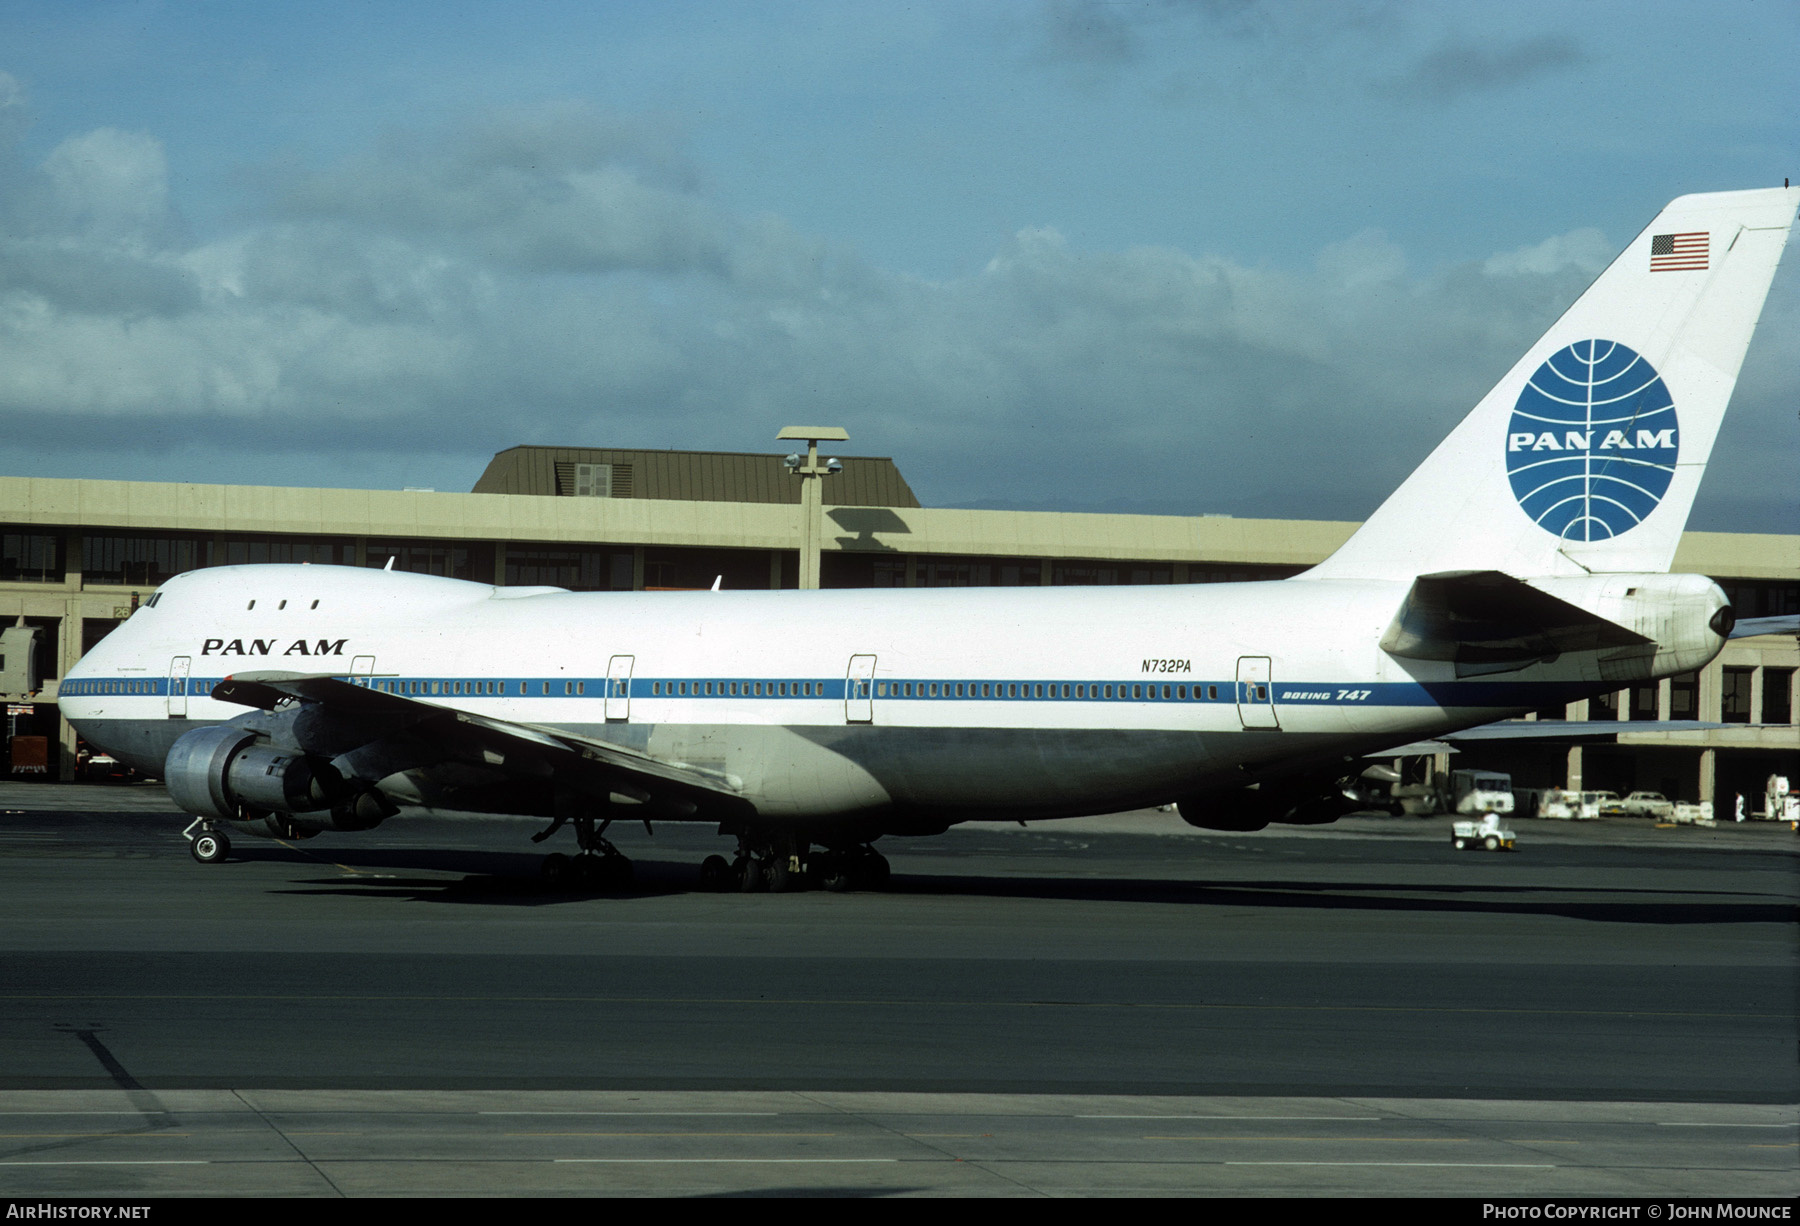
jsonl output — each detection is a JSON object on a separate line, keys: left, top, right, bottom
{"left": 365, "top": 679, "right": 832, "bottom": 698}
{"left": 362, "top": 679, "right": 1230, "bottom": 700}
{"left": 62, "top": 680, "right": 157, "bottom": 695}
{"left": 372, "top": 679, "right": 560, "bottom": 696}
{"left": 649, "top": 681, "right": 825, "bottom": 697}
{"left": 872, "top": 681, "right": 1224, "bottom": 701}
{"left": 76, "top": 676, "right": 1237, "bottom": 702}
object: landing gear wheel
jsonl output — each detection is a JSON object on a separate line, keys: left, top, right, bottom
{"left": 766, "top": 855, "right": 792, "bottom": 894}
{"left": 190, "top": 831, "right": 230, "bottom": 863}
{"left": 700, "top": 855, "right": 732, "bottom": 892}
{"left": 821, "top": 866, "right": 853, "bottom": 893}
{"left": 738, "top": 857, "right": 764, "bottom": 893}
{"left": 541, "top": 852, "right": 571, "bottom": 887}
{"left": 572, "top": 854, "right": 604, "bottom": 889}
{"left": 855, "top": 850, "right": 890, "bottom": 890}
{"left": 598, "top": 854, "right": 633, "bottom": 888}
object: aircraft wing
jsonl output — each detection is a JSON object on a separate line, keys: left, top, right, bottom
{"left": 1441, "top": 719, "right": 1724, "bottom": 741}
{"left": 1730, "top": 615, "right": 1800, "bottom": 639}
{"left": 212, "top": 671, "right": 751, "bottom": 817}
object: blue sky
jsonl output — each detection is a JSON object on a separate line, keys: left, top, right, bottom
{"left": 2, "top": 0, "right": 1796, "bottom": 529}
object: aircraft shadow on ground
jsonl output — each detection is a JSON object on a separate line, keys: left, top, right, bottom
{"left": 231, "top": 843, "right": 1799, "bottom": 924}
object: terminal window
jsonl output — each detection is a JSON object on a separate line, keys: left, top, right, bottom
{"left": 574, "top": 464, "right": 612, "bottom": 497}
{"left": 82, "top": 534, "right": 204, "bottom": 586}
{"left": 1763, "top": 668, "right": 1794, "bottom": 725}
{"left": 1720, "top": 667, "right": 1754, "bottom": 724}
{"left": 2, "top": 531, "right": 63, "bottom": 582}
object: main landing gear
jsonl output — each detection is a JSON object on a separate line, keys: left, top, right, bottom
{"left": 699, "top": 836, "right": 890, "bottom": 894}
{"left": 183, "top": 818, "right": 231, "bottom": 864}
{"left": 533, "top": 799, "right": 633, "bottom": 892}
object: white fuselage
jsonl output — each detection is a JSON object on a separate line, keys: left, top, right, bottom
{"left": 59, "top": 564, "right": 1728, "bottom": 825}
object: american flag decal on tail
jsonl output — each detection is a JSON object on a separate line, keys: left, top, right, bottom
{"left": 1650, "top": 231, "right": 1708, "bottom": 272}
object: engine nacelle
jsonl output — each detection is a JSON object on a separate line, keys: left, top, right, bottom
{"left": 163, "top": 723, "right": 390, "bottom": 831}
{"left": 1177, "top": 791, "right": 1272, "bottom": 832}
{"left": 1177, "top": 777, "right": 1363, "bottom": 832}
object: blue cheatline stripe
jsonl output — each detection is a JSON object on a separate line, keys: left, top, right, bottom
{"left": 71, "top": 673, "right": 1598, "bottom": 710}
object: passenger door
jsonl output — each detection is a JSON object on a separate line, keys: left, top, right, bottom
{"left": 606, "top": 654, "right": 635, "bottom": 722}
{"left": 1235, "top": 656, "right": 1280, "bottom": 730}
{"left": 167, "top": 656, "right": 190, "bottom": 718}
{"left": 845, "top": 654, "right": 876, "bottom": 724}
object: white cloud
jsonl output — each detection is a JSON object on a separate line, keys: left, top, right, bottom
{"left": 0, "top": 99, "right": 1791, "bottom": 532}
{"left": 37, "top": 127, "right": 174, "bottom": 242}
{"left": 1482, "top": 228, "right": 1610, "bottom": 278}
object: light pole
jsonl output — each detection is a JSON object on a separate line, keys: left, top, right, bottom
{"left": 777, "top": 426, "right": 846, "bottom": 590}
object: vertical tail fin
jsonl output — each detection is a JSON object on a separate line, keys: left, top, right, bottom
{"left": 1309, "top": 187, "right": 1798, "bottom": 581}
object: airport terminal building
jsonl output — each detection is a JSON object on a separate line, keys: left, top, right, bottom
{"left": 3, "top": 444, "right": 1795, "bottom": 809}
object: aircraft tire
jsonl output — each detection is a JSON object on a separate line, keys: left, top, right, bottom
{"left": 857, "top": 851, "right": 891, "bottom": 890}
{"left": 190, "top": 832, "right": 230, "bottom": 864}
{"left": 599, "top": 854, "right": 633, "bottom": 888}
{"left": 766, "top": 856, "right": 791, "bottom": 894}
{"left": 700, "top": 855, "right": 732, "bottom": 891}
{"left": 739, "top": 857, "right": 764, "bottom": 893}
{"left": 541, "top": 852, "right": 571, "bottom": 888}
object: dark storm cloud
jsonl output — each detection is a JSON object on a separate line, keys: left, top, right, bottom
{"left": 1381, "top": 34, "right": 1587, "bottom": 102}
{"left": 1035, "top": 0, "right": 1144, "bottom": 66}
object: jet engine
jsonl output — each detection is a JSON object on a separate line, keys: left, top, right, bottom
{"left": 163, "top": 723, "right": 394, "bottom": 835}
{"left": 1177, "top": 770, "right": 1384, "bottom": 832}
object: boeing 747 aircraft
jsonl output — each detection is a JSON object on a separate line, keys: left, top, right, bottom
{"left": 57, "top": 187, "right": 1798, "bottom": 890}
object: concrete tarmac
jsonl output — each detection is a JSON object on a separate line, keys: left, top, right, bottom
{"left": 0, "top": 783, "right": 1794, "bottom": 1197}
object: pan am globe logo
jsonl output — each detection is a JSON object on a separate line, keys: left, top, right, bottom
{"left": 1505, "top": 339, "right": 1678, "bottom": 541}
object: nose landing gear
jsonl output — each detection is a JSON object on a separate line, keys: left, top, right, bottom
{"left": 183, "top": 818, "right": 231, "bottom": 864}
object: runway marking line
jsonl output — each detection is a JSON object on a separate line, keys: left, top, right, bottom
{"left": 553, "top": 1158, "right": 898, "bottom": 1165}
{"left": 480, "top": 1111, "right": 780, "bottom": 1116}
{"left": 0, "top": 1160, "right": 209, "bottom": 1167}
{"left": 267, "top": 838, "right": 397, "bottom": 878}
{"left": 0, "top": 993, "right": 1783, "bottom": 1021}
{"left": 1144, "top": 1136, "right": 1471, "bottom": 1142}
{"left": 0, "top": 1132, "right": 191, "bottom": 1138}
{"left": 1082, "top": 1114, "right": 1382, "bottom": 1121}
{"left": 1658, "top": 1121, "right": 1798, "bottom": 1128}
{"left": 1224, "top": 1161, "right": 1556, "bottom": 1168}
{"left": 504, "top": 1132, "right": 838, "bottom": 1138}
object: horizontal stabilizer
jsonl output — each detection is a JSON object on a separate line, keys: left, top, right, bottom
{"left": 1381, "top": 570, "right": 1650, "bottom": 674}
{"left": 1730, "top": 614, "right": 1800, "bottom": 639}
